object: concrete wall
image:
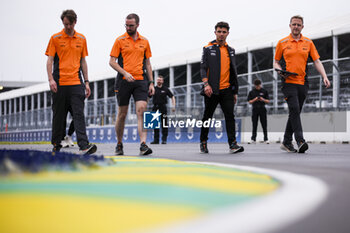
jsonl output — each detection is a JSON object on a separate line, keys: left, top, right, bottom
{"left": 241, "top": 111, "right": 349, "bottom": 143}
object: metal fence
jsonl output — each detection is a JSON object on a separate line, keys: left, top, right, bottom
{"left": 1, "top": 57, "right": 349, "bottom": 132}
{"left": 171, "top": 57, "right": 350, "bottom": 116}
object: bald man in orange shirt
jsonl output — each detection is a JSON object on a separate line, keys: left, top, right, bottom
{"left": 274, "top": 15, "right": 331, "bottom": 153}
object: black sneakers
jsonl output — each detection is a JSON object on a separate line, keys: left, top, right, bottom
{"left": 115, "top": 142, "right": 152, "bottom": 156}
{"left": 200, "top": 141, "right": 209, "bottom": 153}
{"left": 297, "top": 141, "right": 309, "bottom": 153}
{"left": 140, "top": 142, "right": 152, "bottom": 156}
{"left": 52, "top": 144, "right": 62, "bottom": 153}
{"left": 80, "top": 144, "right": 97, "bottom": 155}
{"left": 280, "top": 142, "right": 297, "bottom": 153}
{"left": 115, "top": 143, "right": 124, "bottom": 155}
{"left": 229, "top": 141, "right": 244, "bottom": 154}
{"left": 151, "top": 140, "right": 166, "bottom": 144}
{"left": 200, "top": 141, "right": 244, "bottom": 154}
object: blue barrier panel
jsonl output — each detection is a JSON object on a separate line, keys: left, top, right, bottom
{"left": 0, "top": 119, "right": 241, "bottom": 144}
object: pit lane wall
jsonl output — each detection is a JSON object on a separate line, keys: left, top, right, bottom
{"left": 1, "top": 111, "right": 349, "bottom": 143}
{"left": 0, "top": 120, "right": 241, "bottom": 144}
{"left": 241, "top": 110, "right": 350, "bottom": 143}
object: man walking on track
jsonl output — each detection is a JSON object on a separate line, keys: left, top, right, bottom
{"left": 46, "top": 9, "right": 97, "bottom": 154}
{"left": 109, "top": 13, "right": 155, "bottom": 156}
{"left": 274, "top": 15, "right": 331, "bottom": 153}
{"left": 199, "top": 21, "right": 244, "bottom": 154}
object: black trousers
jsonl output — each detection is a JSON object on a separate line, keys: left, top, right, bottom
{"left": 251, "top": 108, "right": 268, "bottom": 141}
{"left": 200, "top": 88, "right": 236, "bottom": 144}
{"left": 52, "top": 85, "right": 89, "bottom": 149}
{"left": 152, "top": 104, "right": 168, "bottom": 142}
{"left": 282, "top": 83, "right": 308, "bottom": 143}
{"left": 62, "top": 105, "right": 75, "bottom": 140}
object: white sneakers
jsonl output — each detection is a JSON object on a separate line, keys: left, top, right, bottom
{"left": 61, "top": 136, "right": 74, "bottom": 148}
{"left": 248, "top": 140, "right": 270, "bottom": 144}
{"left": 248, "top": 140, "right": 256, "bottom": 144}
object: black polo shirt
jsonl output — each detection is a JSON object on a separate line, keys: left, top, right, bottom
{"left": 153, "top": 85, "right": 174, "bottom": 105}
{"left": 247, "top": 87, "right": 269, "bottom": 109}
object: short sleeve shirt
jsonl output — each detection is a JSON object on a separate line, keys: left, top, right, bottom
{"left": 247, "top": 87, "right": 269, "bottom": 109}
{"left": 110, "top": 32, "right": 152, "bottom": 80}
{"left": 275, "top": 34, "right": 320, "bottom": 85}
{"left": 45, "top": 29, "right": 88, "bottom": 86}
{"left": 153, "top": 85, "right": 173, "bottom": 105}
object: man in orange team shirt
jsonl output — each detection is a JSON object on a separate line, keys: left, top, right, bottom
{"left": 46, "top": 9, "right": 96, "bottom": 154}
{"left": 199, "top": 21, "right": 244, "bottom": 154}
{"left": 274, "top": 15, "right": 331, "bottom": 153}
{"left": 109, "top": 13, "right": 155, "bottom": 156}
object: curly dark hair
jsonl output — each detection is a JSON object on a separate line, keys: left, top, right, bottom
{"left": 215, "top": 21, "right": 230, "bottom": 31}
{"left": 61, "top": 9, "right": 77, "bottom": 23}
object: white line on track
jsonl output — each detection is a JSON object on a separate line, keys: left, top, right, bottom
{"left": 141, "top": 161, "right": 328, "bottom": 233}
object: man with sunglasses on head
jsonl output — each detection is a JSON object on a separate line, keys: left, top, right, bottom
{"left": 274, "top": 15, "right": 331, "bottom": 153}
{"left": 199, "top": 21, "right": 244, "bottom": 154}
{"left": 109, "top": 13, "right": 155, "bottom": 156}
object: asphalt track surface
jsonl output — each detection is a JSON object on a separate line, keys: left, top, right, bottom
{"left": 2, "top": 142, "right": 350, "bottom": 233}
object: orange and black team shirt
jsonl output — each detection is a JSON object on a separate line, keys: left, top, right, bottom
{"left": 219, "top": 44, "right": 230, "bottom": 90}
{"left": 45, "top": 29, "right": 88, "bottom": 86}
{"left": 202, "top": 41, "right": 231, "bottom": 90}
{"left": 110, "top": 32, "right": 152, "bottom": 80}
{"left": 275, "top": 34, "right": 320, "bottom": 85}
